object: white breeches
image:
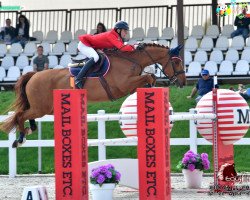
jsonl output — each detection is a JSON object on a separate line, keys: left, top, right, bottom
{"left": 78, "top": 42, "right": 99, "bottom": 62}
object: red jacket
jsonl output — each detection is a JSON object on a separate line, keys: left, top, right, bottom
{"left": 78, "top": 29, "right": 134, "bottom": 51}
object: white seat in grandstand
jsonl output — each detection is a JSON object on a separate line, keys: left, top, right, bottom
{"left": 131, "top": 27, "right": 145, "bottom": 41}
{"left": 185, "top": 37, "right": 198, "bottom": 52}
{"left": 41, "top": 42, "right": 51, "bottom": 55}
{"left": 217, "top": 60, "right": 233, "bottom": 76}
{"left": 241, "top": 49, "right": 250, "bottom": 63}
{"left": 209, "top": 50, "right": 223, "bottom": 64}
{"left": 49, "top": 42, "right": 65, "bottom": 56}
{"left": 59, "top": 31, "right": 73, "bottom": 43}
{"left": 141, "top": 39, "right": 154, "bottom": 44}
{"left": 20, "top": 42, "right": 37, "bottom": 56}
{"left": 30, "top": 55, "right": 36, "bottom": 66}
{"left": 15, "top": 55, "right": 29, "bottom": 70}
{"left": 170, "top": 37, "right": 178, "bottom": 48}
{"left": 197, "top": 37, "right": 214, "bottom": 51}
{"left": 22, "top": 66, "right": 34, "bottom": 75}
{"left": 53, "top": 65, "right": 64, "bottom": 69}
{"left": 230, "top": 36, "right": 244, "bottom": 50}
{"left": 3, "top": 66, "right": 21, "bottom": 81}
{"left": 126, "top": 39, "right": 137, "bottom": 45}
{"left": 74, "top": 29, "right": 87, "bottom": 41}
{"left": 190, "top": 25, "right": 204, "bottom": 39}
{"left": 244, "top": 37, "right": 250, "bottom": 49}
{"left": 204, "top": 61, "right": 218, "bottom": 75}
{"left": 0, "top": 44, "right": 7, "bottom": 57}
{"left": 1, "top": 55, "right": 14, "bottom": 70}
{"left": 205, "top": 25, "right": 220, "bottom": 39}
{"left": 59, "top": 55, "right": 72, "bottom": 67}
{"left": 158, "top": 27, "right": 174, "bottom": 40}
{"left": 186, "top": 61, "right": 202, "bottom": 76}
{"left": 232, "top": 60, "right": 249, "bottom": 75}
{"left": 213, "top": 36, "right": 229, "bottom": 51}
{"left": 221, "top": 24, "right": 234, "bottom": 38}
{"left": 184, "top": 26, "right": 189, "bottom": 39}
{"left": 90, "top": 29, "right": 97, "bottom": 35}
{"left": 225, "top": 49, "right": 239, "bottom": 64}
{"left": 6, "top": 43, "right": 23, "bottom": 57}
{"left": 32, "top": 31, "right": 43, "bottom": 43}
{"left": 0, "top": 67, "right": 6, "bottom": 81}
{"left": 64, "top": 41, "right": 78, "bottom": 55}
{"left": 44, "top": 30, "right": 58, "bottom": 43}
{"left": 48, "top": 55, "right": 59, "bottom": 68}
{"left": 146, "top": 27, "right": 159, "bottom": 41}
{"left": 194, "top": 50, "right": 208, "bottom": 65}
{"left": 157, "top": 39, "right": 168, "bottom": 47}
{"left": 184, "top": 51, "right": 192, "bottom": 66}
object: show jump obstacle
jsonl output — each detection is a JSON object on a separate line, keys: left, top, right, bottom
{"left": 54, "top": 90, "right": 89, "bottom": 200}
{"left": 53, "top": 87, "right": 248, "bottom": 200}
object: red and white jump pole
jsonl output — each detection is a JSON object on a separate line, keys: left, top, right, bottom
{"left": 54, "top": 89, "right": 89, "bottom": 200}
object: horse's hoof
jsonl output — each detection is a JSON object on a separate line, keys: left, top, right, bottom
{"left": 12, "top": 140, "right": 19, "bottom": 148}
{"left": 25, "top": 127, "right": 32, "bottom": 135}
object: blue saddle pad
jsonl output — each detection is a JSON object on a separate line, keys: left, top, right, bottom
{"left": 69, "top": 55, "right": 110, "bottom": 77}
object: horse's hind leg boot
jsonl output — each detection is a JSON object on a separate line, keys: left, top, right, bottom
{"left": 12, "top": 132, "right": 26, "bottom": 148}
{"left": 75, "top": 57, "right": 95, "bottom": 89}
{"left": 29, "top": 119, "right": 37, "bottom": 131}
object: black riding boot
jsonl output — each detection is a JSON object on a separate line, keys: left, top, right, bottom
{"left": 75, "top": 57, "right": 95, "bottom": 89}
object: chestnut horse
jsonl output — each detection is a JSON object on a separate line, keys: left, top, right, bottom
{"left": 0, "top": 43, "right": 186, "bottom": 147}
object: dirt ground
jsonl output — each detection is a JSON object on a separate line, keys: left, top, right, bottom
{"left": 0, "top": 174, "right": 250, "bottom": 199}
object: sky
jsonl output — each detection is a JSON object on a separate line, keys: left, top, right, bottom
{"left": 1, "top": 0, "right": 215, "bottom": 10}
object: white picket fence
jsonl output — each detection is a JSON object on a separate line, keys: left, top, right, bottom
{"left": 0, "top": 109, "right": 250, "bottom": 178}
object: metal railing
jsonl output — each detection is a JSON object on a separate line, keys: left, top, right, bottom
{"left": 2, "top": 3, "right": 248, "bottom": 37}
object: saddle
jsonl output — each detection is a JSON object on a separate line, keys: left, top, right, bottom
{"left": 69, "top": 52, "right": 110, "bottom": 78}
{"left": 69, "top": 52, "right": 115, "bottom": 101}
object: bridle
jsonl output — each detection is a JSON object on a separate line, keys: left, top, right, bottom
{"left": 143, "top": 48, "right": 185, "bottom": 84}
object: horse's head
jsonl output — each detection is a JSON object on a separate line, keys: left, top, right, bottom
{"left": 140, "top": 44, "right": 186, "bottom": 87}
{"left": 166, "top": 44, "right": 186, "bottom": 87}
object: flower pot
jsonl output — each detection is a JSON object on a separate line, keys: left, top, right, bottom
{"left": 182, "top": 169, "right": 203, "bottom": 189}
{"left": 90, "top": 183, "right": 116, "bottom": 200}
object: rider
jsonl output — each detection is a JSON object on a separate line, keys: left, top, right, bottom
{"left": 75, "top": 21, "right": 135, "bottom": 89}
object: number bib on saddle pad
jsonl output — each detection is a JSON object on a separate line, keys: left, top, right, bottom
{"left": 69, "top": 54, "right": 110, "bottom": 78}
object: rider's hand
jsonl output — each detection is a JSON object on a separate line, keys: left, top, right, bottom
{"left": 136, "top": 43, "right": 145, "bottom": 50}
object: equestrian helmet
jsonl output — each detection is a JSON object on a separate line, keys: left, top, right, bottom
{"left": 114, "top": 21, "right": 129, "bottom": 30}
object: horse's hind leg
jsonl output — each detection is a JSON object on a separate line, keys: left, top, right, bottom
{"left": 24, "top": 119, "right": 37, "bottom": 135}
{"left": 12, "top": 109, "right": 42, "bottom": 148}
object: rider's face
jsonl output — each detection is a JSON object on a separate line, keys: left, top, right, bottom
{"left": 120, "top": 29, "right": 128, "bottom": 39}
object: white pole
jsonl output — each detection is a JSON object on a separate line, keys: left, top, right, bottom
{"left": 8, "top": 129, "right": 16, "bottom": 178}
{"left": 189, "top": 108, "right": 197, "bottom": 153}
{"left": 38, "top": 121, "right": 42, "bottom": 173}
{"left": 97, "top": 110, "right": 106, "bottom": 160}
{"left": 214, "top": 76, "right": 218, "bottom": 87}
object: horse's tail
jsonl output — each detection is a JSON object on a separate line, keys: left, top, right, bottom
{"left": 0, "top": 72, "right": 36, "bottom": 133}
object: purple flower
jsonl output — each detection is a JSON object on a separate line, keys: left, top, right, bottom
{"left": 201, "top": 153, "right": 208, "bottom": 160}
{"left": 91, "top": 170, "right": 100, "bottom": 178}
{"left": 182, "top": 157, "right": 189, "bottom": 164}
{"left": 115, "top": 171, "right": 121, "bottom": 181}
{"left": 97, "top": 174, "right": 105, "bottom": 184}
{"left": 105, "top": 170, "right": 112, "bottom": 178}
{"left": 187, "top": 164, "right": 196, "bottom": 171}
{"left": 106, "top": 164, "right": 115, "bottom": 170}
{"left": 99, "top": 166, "right": 108, "bottom": 173}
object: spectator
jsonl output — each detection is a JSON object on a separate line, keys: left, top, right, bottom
{"left": 231, "top": 8, "right": 250, "bottom": 40}
{"left": 94, "top": 22, "right": 107, "bottom": 35}
{"left": 33, "top": 46, "right": 49, "bottom": 72}
{"left": 187, "top": 69, "right": 218, "bottom": 103}
{"left": 0, "top": 19, "right": 16, "bottom": 44}
{"left": 12, "top": 15, "right": 30, "bottom": 47}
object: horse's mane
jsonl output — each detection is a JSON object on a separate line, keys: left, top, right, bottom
{"left": 104, "top": 43, "right": 169, "bottom": 57}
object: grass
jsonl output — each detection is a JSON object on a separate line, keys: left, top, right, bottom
{"left": 0, "top": 84, "right": 250, "bottom": 174}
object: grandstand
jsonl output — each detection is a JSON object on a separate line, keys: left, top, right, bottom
{"left": 0, "top": 2, "right": 250, "bottom": 87}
